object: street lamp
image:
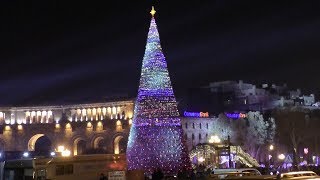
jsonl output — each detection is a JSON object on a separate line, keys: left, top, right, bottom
{"left": 23, "top": 152, "right": 29, "bottom": 158}
{"left": 50, "top": 152, "right": 56, "bottom": 157}
{"left": 278, "top": 154, "right": 285, "bottom": 160}
{"left": 269, "top": 145, "right": 274, "bottom": 151}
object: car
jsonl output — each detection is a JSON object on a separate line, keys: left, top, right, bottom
{"left": 278, "top": 171, "right": 320, "bottom": 179}
{"left": 210, "top": 168, "right": 262, "bottom": 179}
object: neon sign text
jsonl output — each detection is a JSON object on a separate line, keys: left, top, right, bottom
{"left": 225, "top": 113, "right": 247, "bottom": 119}
{"left": 184, "top": 111, "right": 209, "bottom": 118}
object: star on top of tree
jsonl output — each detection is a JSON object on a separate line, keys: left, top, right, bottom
{"left": 150, "top": 6, "right": 156, "bottom": 16}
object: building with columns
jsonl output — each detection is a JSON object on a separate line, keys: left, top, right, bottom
{"left": 0, "top": 98, "right": 236, "bottom": 160}
{"left": 0, "top": 100, "right": 134, "bottom": 159}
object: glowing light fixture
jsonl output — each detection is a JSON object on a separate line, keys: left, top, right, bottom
{"left": 87, "top": 122, "right": 92, "bottom": 128}
{"left": 269, "top": 145, "right": 274, "bottom": 151}
{"left": 209, "top": 135, "right": 221, "bottom": 144}
{"left": 23, "top": 152, "right": 29, "bottom": 158}
{"left": 5, "top": 125, "right": 11, "bottom": 131}
{"left": 61, "top": 149, "right": 71, "bottom": 157}
{"left": 278, "top": 154, "right": 285, "bottom": 160}
{"left": 57, "top": 146, "right": 65, "bottom": 152}
{"left": 116, "top": 120, "right": 121, "bottom": 126}
{"left": 55, "top": 124, "right": 60, "bottom": 129}
{"left": 66, "top": 123, "right": 71, "bottom": 129}
{"left": 198, "top": 157, "right": 205, "bottom": 163}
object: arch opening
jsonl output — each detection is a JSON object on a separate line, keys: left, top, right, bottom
{"left": 85, "top": 136, "right": 107, "bottom": 154}
{"left": 28, "top": 134, "right": 52, "bottom": 156}
{"left": 28, "top": 134, "right": 44, "bottom": 151}
{"left": 73, "top": 138, "right": 86, "bottom": 156}
{"left": 93, "top": 137, "right": 105, "bottom": 149}
{"left": 114, "top": 135, "right": 127, "bottom": 154}
{"left": 34, "top": 136, "right": 52, "bottom": 156}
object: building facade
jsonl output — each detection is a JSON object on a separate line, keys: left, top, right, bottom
{"left": 183, "top": 80, "right": 316, "bottom": 115}
{"left": 0, "top": 100, "right": 134, "bottom": 159}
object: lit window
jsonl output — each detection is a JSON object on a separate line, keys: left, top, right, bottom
{"left": 31, "top": 111, "right": 36, "bottom": 117}
{"left": 47, "top": 111, "right": 53, "bottom": 117}
{"left": 92, "top": 108, "right": 97, "bottom": 116}
{"left": 102, "top": 107, "right": 107, "bottom": 115}
{"left": 112, "top": 107, "right": 117, "bottom": 114}
{"left": 82, "top": 109, "right": 86, "bottom": 116}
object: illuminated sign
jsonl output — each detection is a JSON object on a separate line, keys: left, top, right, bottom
{"left": 225, "top": 113, "right": 247, "bottom": 119}
{"left": 184, "top": 111, "right": 209, "bottom": 118}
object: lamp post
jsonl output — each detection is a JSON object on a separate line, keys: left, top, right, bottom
{"left": 268, "top": 145, "right": 274, "bottom": 167}
{"left": 227, "top": 135, "right": 232, "bottom": 168}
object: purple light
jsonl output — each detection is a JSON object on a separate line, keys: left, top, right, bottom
{"left": 126, "top": 14, "right": 191, "bottom": 175}
{"left": 225, "top": 112, "right": 247, "bottom": 119}
{"left": 184, "top": 111, "right": 209, "bottom": 118}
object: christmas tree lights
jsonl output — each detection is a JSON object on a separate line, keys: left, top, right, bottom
{"left": 126, "top": 7, "right": 191, "bottom": 175}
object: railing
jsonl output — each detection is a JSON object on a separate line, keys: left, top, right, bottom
{"left": 231, "top": 146, "right": 259, "bottom": 167}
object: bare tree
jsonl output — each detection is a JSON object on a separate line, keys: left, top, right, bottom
{"left": 272, "top": 107, "right": 316, "bottom": 168}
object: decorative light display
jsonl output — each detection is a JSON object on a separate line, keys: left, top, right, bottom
{"left": 126, "top": 7, "right": 191, "bottom": 175}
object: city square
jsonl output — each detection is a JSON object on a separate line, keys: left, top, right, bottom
{"left": 1, "top": 1, "right": 320, "bottom": 179}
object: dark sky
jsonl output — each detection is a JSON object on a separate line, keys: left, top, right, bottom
{"left": 1, "top": 1, "right": 320, "bottom": 106}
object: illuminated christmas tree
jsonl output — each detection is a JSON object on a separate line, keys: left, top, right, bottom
{"left": 126, "top": 7, "right": 191, "bottom": 175}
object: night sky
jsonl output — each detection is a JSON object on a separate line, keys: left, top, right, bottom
{"left": 1, "top": 1, "right": 320, "bottom": 106}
